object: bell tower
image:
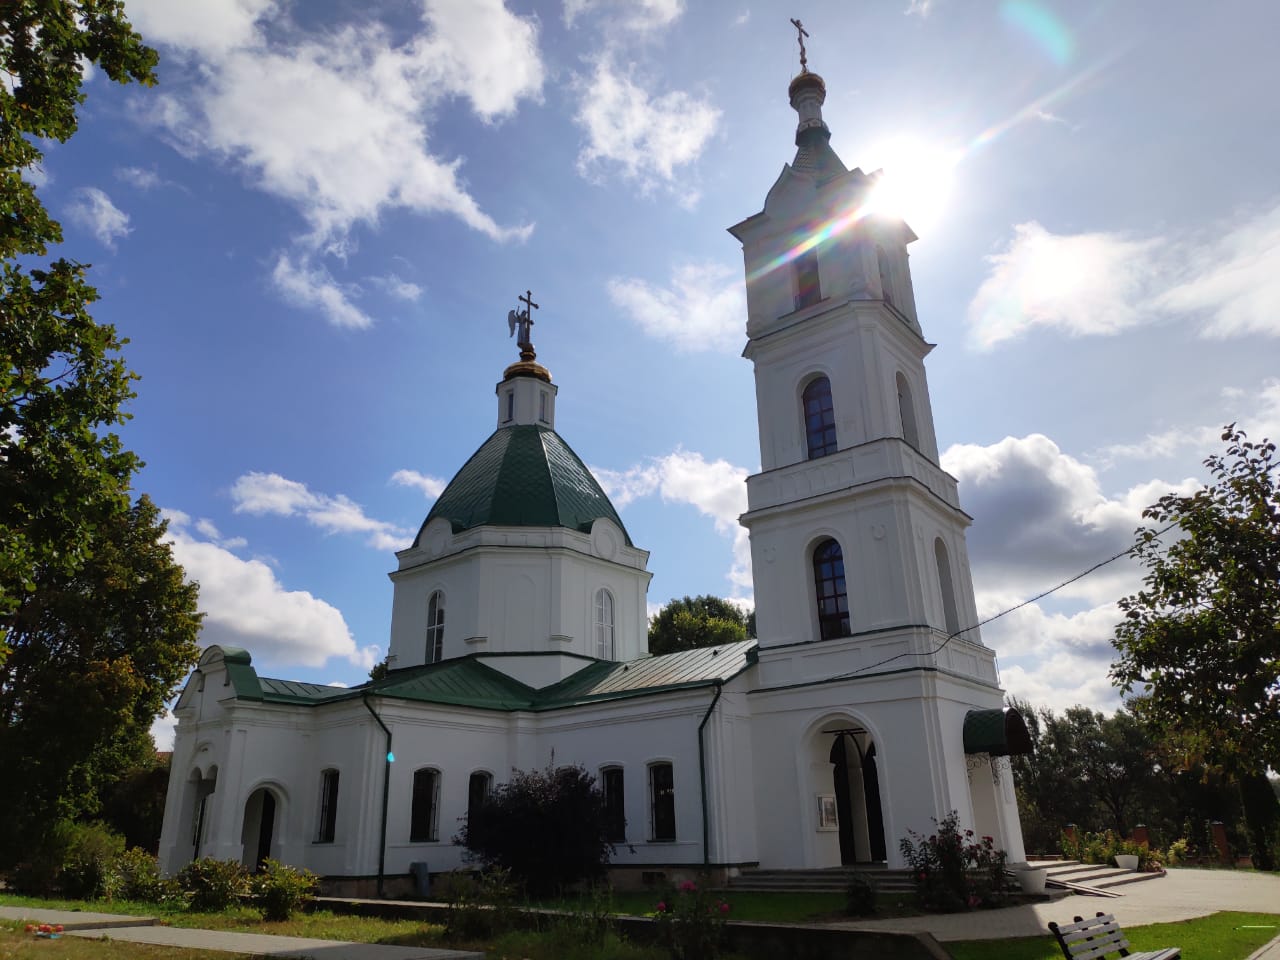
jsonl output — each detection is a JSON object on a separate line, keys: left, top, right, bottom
{"left": 730, "top": 46, "right": 992, "bottom": 690}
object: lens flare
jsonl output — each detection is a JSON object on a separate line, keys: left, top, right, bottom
{"left": 1001, "top": 0, "right": 1075, "bottom": 66}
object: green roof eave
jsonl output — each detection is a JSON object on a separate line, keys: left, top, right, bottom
{"left": 963, "top": 706, "right": 1033, "bottom": 756}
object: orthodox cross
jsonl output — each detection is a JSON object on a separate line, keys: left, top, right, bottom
{"left": 790, "top": 17, "right": 809, "bottom": 73}
{"left": 508, "top": 289, "right": 539, "bottom": 358}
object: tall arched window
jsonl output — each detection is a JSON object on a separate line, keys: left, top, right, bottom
{"left": 601, "top": 766, "right": 626, "bottom": 842}
{"left": 316, "top": 768, "right": 339, "bottom": 843}
{"left": 876, "top": 245, "right": 894, "bottom": 306}
{"left": 425, "top": 591, "right": 445, "bottom": 663}
{"left": 467, "top": 771, "right": 493, "bottom": 825}
{"left": 595, "top": 588, "right": 615, "bottom": 659}
{"left": 648, "top": 762, "right": 676, "bottom": 841}
{"left": 802, "top": 376, "right": 837, "bottom": 459}
{"left": 410, "top": 768, "right": 441, "bottom": 842}
{"left": 813, "top": 539, "right": 850, "bottom": 640}
{"left": 794, "top": 248, "right": 821, "bottom": 310}
{"left": 896, "top": 372, "right": 919, "bottom": 449}
{"left": 934, "top": 538, "right": 960, "bottom": 635}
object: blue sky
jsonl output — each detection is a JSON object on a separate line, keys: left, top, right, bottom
{"left": 39, "top": 0, "right": 1280, "bottom": 746}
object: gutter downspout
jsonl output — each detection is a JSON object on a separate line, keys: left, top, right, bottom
{"left": 697, "top": 680, "right": 723, "bottom": 868}
{"left": 361, "top": 692, "right": 393, "bottom": 899}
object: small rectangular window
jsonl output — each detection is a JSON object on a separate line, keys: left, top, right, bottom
{"left": 316, "top": 769, "right": 339, "bottom": 843}
{"left": 602, "top": 767, "right": 626, "bottom": 842}
{"left": 504, "top": 391, "right": 514, "bottom": 422}
{"left": 539, "top": 392, "right": 548, "bottom": 423}
{"left": 649, "top": 762, "right": 675, "bottom": 841}
{"left": 794, "top": 249, "right": 821, "bottom": 310}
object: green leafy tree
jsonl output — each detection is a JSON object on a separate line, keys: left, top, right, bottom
{"left": 1, "top": 0, "right": 158, "bottom": 654}
{"left": 457, "top": 764, "right": 612, "bottom": 896}
{"left": 1112, "top": 426, "right": 1280, "bottom": 867}
{"left": 0, "top": 498, "right": 201, "bottom": 864}
{"left": 648, "top": 595, "right": 749, "bottom": 656}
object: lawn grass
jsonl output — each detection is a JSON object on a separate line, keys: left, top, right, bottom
{"left": 538, "top": 888, "right": 852, "bottom": 923}
{"left": 947, "top": 911, "right": 1280, "bottom": 960}
{"left": 0, "top": 920, "right": 252, "bottom": 960}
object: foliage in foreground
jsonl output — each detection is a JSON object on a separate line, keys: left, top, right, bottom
{"left": 648, "top": 595, "right": 751, "bottom": 656}
{"left": 653, "top": 878, "right": 731, "bottom": 960}
{"left": 175, "top": 858, "right": 249, "bottom": 913}
{"left": 250, "top": 858, "right": 318, "bottom": 921}
{"left": 457, "top": 763, "right": 613, "bottom": 896}
{"left": 900, "top": 811, "right": 1010, "bottom": 911}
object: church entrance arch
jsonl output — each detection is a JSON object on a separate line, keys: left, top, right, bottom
{"left": 820, "top": 722, "right": 886, "bottom": 865}
{"left": 240, "top": 786, "right": 281, "bottom": 871}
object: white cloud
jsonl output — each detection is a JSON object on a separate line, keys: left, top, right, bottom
{"left": 905, "top": 0, "right": 935, "bottom": 16}
{"left": 573, "top": 57, "right": 719, "bottom": 189}
{"left": 160, "top": 510, "right": 377, "bottom": 669}
{"left": 391, "top": 469, "right": 448, "bottom": 499}
{"left": 272, "top": 254, "right": 373, "bottom": 329}
{"left": 942, "top": 433, "right": 1200, "bottom": 607}
{"left": 1092, "top": 378, "right": 1280, "bottom": 466}
{"left": 193, "top": 517, "right": 248, "bottom": 550}
{"left": 115, "top": 165, "right": 163, "bottom": 189}
{"left": 66, "top": 187, "right": 131, "bottom": 249}
{"left": 966, "top": 221, "right": 1163, "bottom": 349}
{"left": 231, "top": 471, "right": 412, "bottom": 551}
{"left": 968, "top": 202, "right": 1280, "bottom": 348}
{"left": 131, "top": 0, "right": 540, "bottom": 247}
{"left": 607, "top": 261, "right": 743, "bottom": 351}
{"left": 369, "top": 273, "right": 423, "bottom": 302}
{"left": 564, "top": 0, "right": 684, "bottom": 31}
{"left": 595, "top": 449, "right": 752, "bottom": 595}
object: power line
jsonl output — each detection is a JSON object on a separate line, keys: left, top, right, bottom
{"left": 827, "top": 519, "right": 1182, "bottom": 683}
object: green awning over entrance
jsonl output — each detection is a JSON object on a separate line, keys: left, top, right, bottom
{"left": 963, "top": 707, "right": 1033, "bottom": 757}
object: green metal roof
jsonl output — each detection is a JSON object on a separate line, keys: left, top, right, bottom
{"left": 963, "top": 707, "right": 1033, "bottom": 757}
{"left": 220, "top": 641, "right": 759, "bottom": 713}
{"left": 414, "top": 424, "right": 631, "bottom": 547}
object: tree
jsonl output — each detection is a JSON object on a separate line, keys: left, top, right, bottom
{"left": 1112, "top": 426, "right": 1280, "bottom": 868}
{"left": 1, "top": 0, "right": 158, "bottom": 655}
{"left": 648, "top": 595, "right": 749, "bottom": 656}
{"left": 457, "top": 764, "right": 612, "bottom": 896}
{"left": 0, "top": 497, "right": 201, "bottom": 864}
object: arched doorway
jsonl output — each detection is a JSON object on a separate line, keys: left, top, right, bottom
{"left": 180, "top": 766, "right": 218, "bottom": 861}
{"left": 828, "top": 731, "right": 887, "bottom": 865}
{"left": 240, "top": 787, "right": 279, "bottom": 871}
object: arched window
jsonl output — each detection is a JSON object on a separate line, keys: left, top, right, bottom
{"left": 467, "top": 771, "right": 493, "bottom": 825}
{"left": 601, "top": 766, "right": 626, "bottom": 842}
{"left": 794, "top": 248, "right": 821, "bottom": 310}
{"left": 648, "top": 762, "right": 676, "bottom": 841}
{"left": 410, "top": 768, "right": 441, "bottom": 842}
{"left": 802, "top": 376, "right": 837, "bottom": 460}
{"left": 813, "top": 539, "right": 850, "bottom": 640}
{"left": 594, "top": 588, "right": 615, "bottom": 659}
{"left": 426, "top": 591, "right": 445, "bottom": 663}
{"left": 896, "top": 372, "right": 919, "bottom": 449}
{"left": 316, "top": 768, "right": 339, "bottom": 843}
{"left": 876, "top": 245, "right": 894, "bottom": 306}
{"left": 934, "top": 538, "right": 960, "bottom": 635}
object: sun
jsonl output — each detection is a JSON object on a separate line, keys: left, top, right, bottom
{"left": 862, "top": 136, "right": 963, "bottom": 236}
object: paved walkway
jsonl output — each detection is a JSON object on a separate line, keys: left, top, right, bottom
{"left": 829, "top": 868, "right": 1280, "bottom": 942}
{"left": 0, "top": 905, "right": 480, "bottom": 959}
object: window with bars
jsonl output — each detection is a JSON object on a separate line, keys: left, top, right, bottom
{"left": 595, "top": 589, "right": 615, "bottom": 659}
{"left": 802, "top": 376, "right": 837, "bottom": 459}
{"left": 316, "top": 769, "right": 339, "bottom": 843}
{"left": 813, "top": 539, "right": 850, "bottom": 640}
{"left": 426, "top": 591, "right": 445, "bottom": 663}
{"left": 601, "top": 766, "right": 626, "bottom": 843}
{"left": 410, "top": 768, "right": 441, "bottom": 842}
{"left": 649, "top": 762, "right": 676, "bottom": 841}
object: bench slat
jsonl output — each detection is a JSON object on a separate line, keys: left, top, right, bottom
{"left": 1069, "top": 939, "right": 1130, "bottom": 960}
{"left": 1055, "top": 914, "right": 1120, "bottom": 935}
{"left": 1050, "top": 912, "right": 1179, "bottom": 960}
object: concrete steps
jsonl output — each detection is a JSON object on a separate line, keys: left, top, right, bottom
{"left": 1038, "top": 858, "right": 1167, "bottom": 893}
{"left": 727, "top": 867, "right": 915, "bottom": 893}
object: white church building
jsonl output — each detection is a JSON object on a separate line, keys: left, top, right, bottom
{"left": 159, "top": 57, "right": 1030, "bottom": 892}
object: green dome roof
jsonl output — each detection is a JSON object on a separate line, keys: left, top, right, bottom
{"left": 415, "top": 425, "right": 632, "bottom": 547}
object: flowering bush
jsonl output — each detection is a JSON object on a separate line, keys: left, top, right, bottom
{"left": 653, "top": 878, "right": 730, "bottom": 960}
{"left": 899, "top": 812, "right": 1010, "bottom": 911}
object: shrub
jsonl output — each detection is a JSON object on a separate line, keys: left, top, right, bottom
{"left": 1164, "top": 838, "right": 1189, "bottom": 866}
{"left": 653, "top": 879, "right": 730, "bottom": 960}
{"left": 457, "top": 764, "right": 613, "bottom": 896}
{"left": 250, "top": 858, "right": 318, "bottom": 921}
{"left": 106, "top": 847, "right": 180, "bottom": 903}
{"left": 899, "top": 811, "right": 1010, "bottom": 912}
{"left": 437, "top": 868, "right": 516, "bottom": 941}
{"left": 177, "top": 857, "right": 249, "bottom": 911}
{"left": 13, "top": 821, "right": 131, "bottom": 899}
{"left": 844, "top": 873, "right": 877, "bottom": 916}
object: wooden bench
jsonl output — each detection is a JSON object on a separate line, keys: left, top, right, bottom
{"left": 1048, "top": 912, "right": 1180, "bottom": 960}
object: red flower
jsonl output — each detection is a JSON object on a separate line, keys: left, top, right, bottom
{"left": 679, "top": 879, "right": 697, "bottom": 892}
{"left": 719, "top": 902, "right": 730, "bottom": 913}
{"left": 656, "top": 901, "right": 666, "bottom": 912}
